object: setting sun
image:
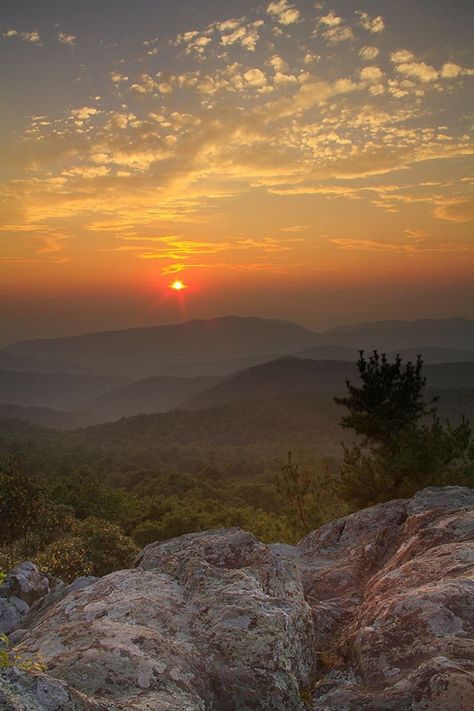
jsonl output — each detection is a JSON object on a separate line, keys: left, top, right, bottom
{"left": 170, "top": 280, "right": 187, "bottom": 291}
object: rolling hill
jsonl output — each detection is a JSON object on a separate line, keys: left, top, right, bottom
{"left": 297, "top": 345, "right": 474, "bottom": 364}
{"left": 79, "top": 375, "right": 223, "bottom": 423}
{"left": 0, "top": 350, "right": 94, "bottom": 375}
{"left": 0, "top": 370, "right": 127, "bottom": 409}
{"left": 0, "top": 404, "right": 91, "bottom": 430}
{"left": 318, "top": 317, "right": 474, "bottom": 351}
{"left": 183, "top": 358, "right": 356, "bottom": 410}
{"left": 5, "top": 316, "right": 474, "bottom": 379}
{"left": 3, "top": 316, "right": 319, "bottom": 376}
{"left": 183, "top": 357, "right": 474, "bottom": 410}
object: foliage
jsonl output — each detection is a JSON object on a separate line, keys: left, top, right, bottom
{"left": 0, "top": 633, "right": 45, "bottom": 672}
{"left": 47, "top": 468, "right": 143, "bottom": 533}
{"left": 336, "top": 352, "right": 473, "bottom": 506}
{"left": 37, "top": 517, "right": 138, "bottom": 583}
{"left": 335, "top": 351, "right": 432, "bottom": 448}
{"left": 132, "top": 497, "right": 291, "bottom": 545}
{"left": 276, "top": 452, "right": 340, "bottom": 536}
{"left": 36, "top": 536, "right": 92, "bottom": 583}
{"left": 0, "top": 460, "right": 71, "bottom": 567}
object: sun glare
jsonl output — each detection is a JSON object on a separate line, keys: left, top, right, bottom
{"left": 170, "top": 280, "right": 187, "bottom": 291}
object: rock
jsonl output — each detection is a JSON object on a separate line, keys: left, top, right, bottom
{"left": 0, "top": 667, "right": 105, "bottom": 710}
{"left": 8, "top": 576, "right": 99, "bottom": 647}
{"left": 0, "top": 563, "right": 61, "bottom": 635}
{"left": 0, "top": 596, "right": 29, "bottom": 636}
{"left": 0, "top": 486, "right": 473, "bottom": 710}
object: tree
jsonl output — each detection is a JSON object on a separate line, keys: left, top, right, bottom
{"left": 335, "top": 352, "right": 473, "bottom": 507}
{"left": 0, "top": 461, "right": 52, "bottom": 564}
{"left": 335, "top": 351, "right": 433, "bottom": 449}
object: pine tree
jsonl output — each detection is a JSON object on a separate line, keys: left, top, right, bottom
{"left": 335, "top": 351, "right": 473, "bottom": 507}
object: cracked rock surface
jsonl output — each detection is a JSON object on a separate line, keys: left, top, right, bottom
{"left": 1, "top": 486, "right": 473, "bottom": 710}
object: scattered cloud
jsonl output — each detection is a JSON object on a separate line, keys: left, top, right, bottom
{"left": 317, "top": 12, "right": 355, "bottom": 44}
{"left": 244, "top": 68, "right": 268, "bottom": 88}
{"left": 57, "top": 32, "right": 76, "bottom": 46}
{"left": 2, "top": 1, "right": 473, "bottom": 275}
{"left": 356, "top": 12, "right": 385, "bottom": 34}
{"left": 396, "top": 61, "right": 439, "bottom": 83}
{"left": 3, "top": 28, "right": 41, "bottom": 44}
{"left": 267, "top": 1, "right": 301, "bottom": 26}
{"left": 359, "top": 46, "right": 379, "bottom": 61}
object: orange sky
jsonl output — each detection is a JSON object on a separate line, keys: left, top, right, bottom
{"left": 0, "top": 0, "right": 473, "bottom": 343}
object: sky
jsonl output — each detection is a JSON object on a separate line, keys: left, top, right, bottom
{"left": 1, "top": 0, "right": 473, "bottom": 345}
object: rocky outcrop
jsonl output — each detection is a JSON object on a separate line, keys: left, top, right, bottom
{"left": 0, "top": 562, "right": 63, "bottom": 636}
{"left": 0, "top": 486, "right": 473, "bottom": 710}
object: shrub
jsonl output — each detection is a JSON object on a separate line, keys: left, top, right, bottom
{"left": 37, "top": 517, "right": 138, "bottom": 582}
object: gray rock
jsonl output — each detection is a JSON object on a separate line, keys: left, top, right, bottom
{"left": 0, "top": 562, "right": 53, "bottom": 606}
{"left": 0, "top": 596, "right": 29, "bottom": 635}
{"left": 0, "top": 667, "right": 106, "bottom": 710}
{"left": 0, "top": 563, "right": 61, "bottom": 635}
{"left": 1, "top": 486, "right": 473, "bottom": 710}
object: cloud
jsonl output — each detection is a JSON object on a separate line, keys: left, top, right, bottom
{"left": 110, "top": 72, "right": 128, "bottom": 83}
{"left": 267, "top": 1, "right": 301, "bottom": 26}
{"left": 433, "top": 197, "right": 474, "bottom": 223}
{"left": 3, "top": 29, "right": 41, "bottom": 44}
{"left": 395, "top": 62, "right": 439, "bottom": 83}
{"left": 359, "top": 46, "right": 379, "bottom": 61}
{"left": 440, "top": 62, "right": 474, "bottom": 78}
{"left": 280, "top": 225, "right": 309, "bottom": 232}
{"left": 331, "top": 238, "right": 403, "bottom": 252}
{"left": 317, "top": 13, "right": 355, "bottom": 44}
{"left": 220, "top": 22, "right": 261, "bottom": 51}
{"left": 356, "top": 12, "right": 385, "bottom": 34}
{"left": 331, "top": 233, "right": 473, "bottom": 254}
{"left": 268, "top": 54, "right": 289, "bottom": 73}
{"left": 244, "top": 68, "right": 268, "bottom": 88}
{"left": 70, "top": 106, "right": 99, "bottom": 123}
{"left": 360, "top": 66, "right": 384, "bottom": 83}
{"left": 174, "top": 30, "right": 212, "bottom": 56}
{"left": 58, "top": 32, "right": 76, "bottom": 46}
{"left": 390, "top": 50, "right": 415, "bottom": 64}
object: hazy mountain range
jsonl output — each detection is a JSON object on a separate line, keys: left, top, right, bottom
{"left": 4, "top": 316, "right": 474, "bottom": 376}
{"left": 1, "top": 316, "right": 474, "bottom": 427}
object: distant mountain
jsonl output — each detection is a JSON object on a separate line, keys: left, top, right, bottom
{"left": 184, "top": 357, "right": 357, "bottom": 409}
{"left": 5, "top": 316, "right": 474, "bottom": 378}
{"left": 0, "top": 370, "right": 127, "bottom": 409}
{"left": 318, "top": 318, "right": 474, "bottom": 351}
{"left": 4, "top": 316, "right": 319, "bottom": 376}
{"left": 0, "top": 350, "right": 96, "bottom": 375}
{"left": 150, "top": 352, "right": 282, "bottom": 378}
{"left": 0, "top": 404, "right": 90, "bottom": 430}
{"left": 184, "top": 357, "right": 474, "bottom": 410}
{"left": 79, "top": 375, "right": 223, "bottom": 423}
{"left": 297, "top": 345, "right": 474, "bottom": 364}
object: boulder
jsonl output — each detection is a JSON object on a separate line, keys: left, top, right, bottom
{"left": 0, "top": 563, "right": 61, "bottom": 635}
{"left": 0, "top": 486, "right": 472, "bottom": 710}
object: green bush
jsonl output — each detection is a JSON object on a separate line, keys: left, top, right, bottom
{"left": 37, "top": 517, "right": 138, "bottom": 582}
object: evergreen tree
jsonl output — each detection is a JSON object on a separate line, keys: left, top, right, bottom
{"left": 336, "top": 352, "right": 473, "bottom": 507}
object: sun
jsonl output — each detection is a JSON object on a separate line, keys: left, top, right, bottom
{"left": 170, "top": 279, "right": 188, "bottom": 291}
